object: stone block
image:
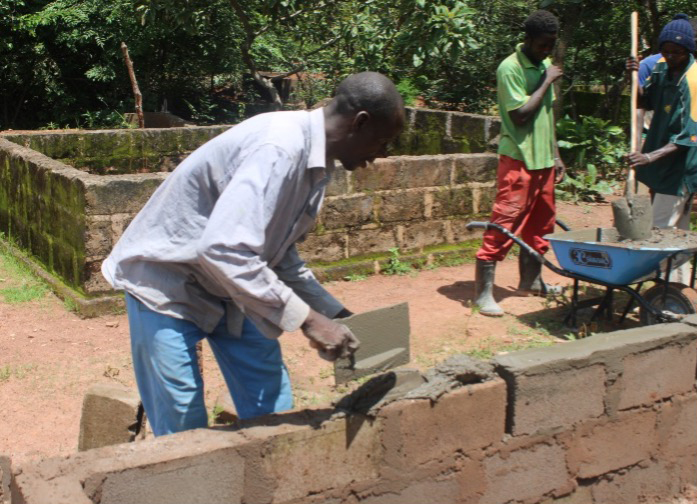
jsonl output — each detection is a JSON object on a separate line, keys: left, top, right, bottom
{"left": 379, "top": 190, "right": 425, "bottom": 222}
{"left": 84, "top": 216, "right": 113, "bottom": 258}
{"left": 0, "top": 456, "right": 10, "bottom": 504}
{"left": 352, "top": 158, "right": 400, "bottom": 192}
{"left": 447, "top": 219, "right": 484, "bottom": 244}
{"left": 430, "top": 187, "right": 474, "bottom": 219}
{"left": 297, "top": 231, "right": 346, "bottom": 263}
{"left": 473, "top": 185, "right": 497, "bottom": 215}
{"left": 481, "top": 443, "right": 569, "bottom": 504}
{"left": 83, "top": 259, "right": 113, "bottom": 294}
{"left": 348, "top": 227, "right": 397, "bottom": 257}
{"left": 452, "top": 154, "right": 498, "bottom": 184}
{"left": 400, "top": 156, "right": 451, "bottom": 188}
{"left": 617, "top": 343, "right": 697, "bottom": 410}
{"left": 326, "top": 168, "right": 349, "bottom": 197}
{"left": 83, "top": 174, "right": 166, "bottom": 215}
{"left": 380, "top": 380, "right": 506, "bottom": 469}
{"left": 571, "top": 410, "right": 657, "bottom": 478}
{"left": 657, "top": 394, "right": 697, "bottom": 459}
{"left": 590, "top": 461, "right": 681, "bottom": 504}
{"left": 261, "top": 416, "right": 382, "bottom": 502}
{"left": 78, "top": 382, "right": 143, "bottom": 451}
{"left": 110, "top": 213, "right": 134, "bottom": 244}
{"left": 401, "top": 220, "right": 445, "bottom": 250}
{"left": 321, "top": 195, "right": 375, "bottom": 229}
{"left": 502, "top": 364, "right": 606, "bottom": 436}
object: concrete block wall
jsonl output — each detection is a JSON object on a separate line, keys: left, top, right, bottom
{"left": 9, "top": 320, "right": 697, "bottom": 504}
{"left": 0, "top": 112, "right": 500, "bottom": 304}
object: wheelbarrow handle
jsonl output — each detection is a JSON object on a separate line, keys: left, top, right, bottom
{"left": 466, "top": 221, "right": 544, "bottom": 264}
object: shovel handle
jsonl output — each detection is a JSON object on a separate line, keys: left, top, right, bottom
{"left": 627, "top": 11, "right": 639, "bottom": 198}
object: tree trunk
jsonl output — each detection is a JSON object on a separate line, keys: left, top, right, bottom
{"left": 121, "top": 42, "right": 144, "bottom": 128}
{"left": 552, "top": 2, "right": 584, "bottom": 120}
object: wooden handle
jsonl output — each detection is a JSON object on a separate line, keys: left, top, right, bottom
{"left": 627, "top": 11, "right": 639, "bottom": 196}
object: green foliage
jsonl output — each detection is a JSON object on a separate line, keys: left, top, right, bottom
{"left": 555, "top": 115, "right": 623, "bottom": 202}
{"left": 382, "top": 248, "right": 413, "bottom": 276}
{"left": 396, "top": 79, "right": 421, "bottom": 107}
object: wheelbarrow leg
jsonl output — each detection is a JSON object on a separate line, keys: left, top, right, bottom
{"left": 564, "top": 278, "right": 581, "bottom": 329}
{"left": 619, "top": 282, "right": 644, "bottom": 323}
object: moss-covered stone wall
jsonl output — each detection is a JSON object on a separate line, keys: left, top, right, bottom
{"left": 0, "top": 108, "right": 500, "bottom": 305}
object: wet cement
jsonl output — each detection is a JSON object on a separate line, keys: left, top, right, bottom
{"left": 550, "top": 228, "right": 697, "bottom": 250}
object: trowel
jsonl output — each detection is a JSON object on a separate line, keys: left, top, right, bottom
{"left": 611, "top": 11, "right": 652, "bottom": 241}
{"left": 333, "top": 302, "right": 410, "bottom": 385}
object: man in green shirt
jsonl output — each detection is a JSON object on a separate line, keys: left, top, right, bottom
{"left": 473, "top": 10, "right": 566, "bottom": 317}
{"left": 627, "top": 14, "right": 697, "bottom": 265}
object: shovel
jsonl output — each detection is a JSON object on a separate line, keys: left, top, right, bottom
{"left": 611, "top": 11, "right": 653, "bottom": 241}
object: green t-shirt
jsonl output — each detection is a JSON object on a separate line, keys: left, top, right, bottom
{"left": 497, "top": 43, "right": 555, "bottom": 171}
{"left": 641, "top": 55, "right": 697, "bottom": 196}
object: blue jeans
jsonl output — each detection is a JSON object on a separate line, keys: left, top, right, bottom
{"left": 125, "top": 293, "right": 293, "bottom": 436}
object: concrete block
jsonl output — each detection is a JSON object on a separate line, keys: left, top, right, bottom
{"left": 12, "top": 471, "right": 92, "bottom": 504}
{"left": 452, "top": 153, "right": 498, "bottom": 184}
{"left": 83, "top": 259, "right": 113, "bottom": 294}
{"left": 379, "top": 190, "right": 425, "bottom": 222}
{"left": 109, "top": 213, "right": 134, "bottom": 244}
{"left": 83, "top": 174, "right": 166, "bottom": 215}
{"left": 0, "top": 456, "right": 10, "bottom": 504}
{"left": 78, "top": 382, "right": 143, "bottom": 451}
{"left": 321, "top": 195, "right": 375, "bottom": 229}
{"left": 380, "top": 379, "right": 506, "bottom": 469}
{"left": 481, "top": 443, "right": 569, "bottom": 504}
{"left": 502, "top": 363, "right": 606, "bottom": 436}
{"left": 357, "top": 472, "right": 463, "bottom": 504}
{"left": 325, "top": 168, "right": 349, "bottom": 197}
{"left": 617, "top": 344, "right": 697, "bottom": 409}
{"left": 541, "top": 486, "right": 593, "bottom": 504}
{"left": 334, "top": 303, "right": 410, "bottom": 384}
{"left": 84, "top": 217, "right": 112, "bottom": 257}
{"left": 474, "top": 185, "right": 497, "bottom": 215}
{"left": 657, "top": 394, "right": 697, "bottom": 459}
{"left": 347, "top": 226, "right": 397, "bottom": 257}
{"left": 571, "top": 410, "right": 657, "bottom": 478}
{"left": 261, "top": 416, "right": 382, "bottom": 502}
{"left": 590, "top": 461, "right": 681, "bottom": 504}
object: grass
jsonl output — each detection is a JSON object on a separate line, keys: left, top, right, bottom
{"left": 0, "top": 363, "right": 39, "bottom": 382}
{"left": 0, "top": 250, "right": 48, "bottom": 303}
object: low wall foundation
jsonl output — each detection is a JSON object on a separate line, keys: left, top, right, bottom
{"left": 9, "top": 318, "right": 697, "bottom": 504}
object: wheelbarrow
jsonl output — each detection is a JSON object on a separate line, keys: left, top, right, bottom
{"left": 466, "top": 221, "right": 697, "bottom": 327}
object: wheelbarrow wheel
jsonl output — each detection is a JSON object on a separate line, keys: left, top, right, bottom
{"left": 639, "top": 283, "right": 697, "bottom": 325}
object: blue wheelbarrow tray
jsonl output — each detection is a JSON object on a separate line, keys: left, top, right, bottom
{"left": 545, "top": 228, "right": 697, "bottom": 285}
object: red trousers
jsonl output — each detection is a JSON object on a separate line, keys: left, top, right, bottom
{"left": 476, "top": 155, "right": 556, "bottom": 262}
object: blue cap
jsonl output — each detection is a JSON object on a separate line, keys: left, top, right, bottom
{"left": 659, "top": 14, "right": 695, "bottom": 53}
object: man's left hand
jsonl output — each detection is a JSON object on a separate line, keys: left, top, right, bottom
{"left": 554, "top": 159, "right": 566, "bottom": 184}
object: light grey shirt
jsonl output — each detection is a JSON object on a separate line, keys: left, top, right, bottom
{"left": 102, "top": 108, "right": 344, "bottom": 338}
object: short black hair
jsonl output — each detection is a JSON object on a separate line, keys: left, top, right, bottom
{"left": 524, "top": 10, "right": 559, "bottom": 39}
{"left": 333, "top": 72, "right": 404, "bottom": 123}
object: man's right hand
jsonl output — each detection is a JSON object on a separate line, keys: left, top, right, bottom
{"left": 626, "top": 57, "right": 639, "bottom": 73}
{"left": 545, "top": 65, "right": 563, "bottom": 84}
{"left": 301, "top": 309, "right": 360, "bottom": 361}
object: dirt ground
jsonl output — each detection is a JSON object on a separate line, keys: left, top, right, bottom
{"left": 0, "top": 199, "right": 647, "bottom": 467}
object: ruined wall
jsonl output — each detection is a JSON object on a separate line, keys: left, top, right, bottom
{"left": 0, "top": 108, "right": 500, "bottom": 308}
{"left": 9, "top": 319, "right": 697, "bottom": 504}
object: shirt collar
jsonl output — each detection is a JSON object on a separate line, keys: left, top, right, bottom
{"left": 307, "top": 108, "right": 326, "bottom": 169}
{"left": 516, "top": 43, "right": 546, "bottom": 70}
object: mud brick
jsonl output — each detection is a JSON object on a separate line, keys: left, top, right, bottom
{"left": 430, "top": 187, "right": 474, "bottom": 219}
{"left": 261, "top": 417, "right": 381, "bottom": 503}
{"left": 617, "top": 343, "right": 697, "bottom": 409}
{"left": 352, "top": 158, "right": 401, "bottom": 192}
{"left": 657, "top": 394, "right": 697, "bottom": 459}
{"left": 379, "top": 190, "right": 425, "bottom": 222}
{"left": 572, "top": 410, "right": 657, "bottom": 478}
{"left": 297, "top": 231, "right": 346, "bottom": 263}
{"left": 481, "top": 443, "right": 569, "bottom": 504}
{"left": 321, "top": 195, "right": 375, "bottom": 229}
{"left": 452, "top": 154, "right": 498, "bottom": 184}
{"left": 504, "top": 364, "right": 606, "bottom": 436}
{"left": 590, "top": 461, "right": 681, "bottom": 504}
{"left": 380, "top": 380, "right": 506, "bottom": 469}
{"left": 348, "top": 227, "right": 397, "bottom": 256}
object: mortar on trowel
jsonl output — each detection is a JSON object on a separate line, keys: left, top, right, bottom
{"left": 333, "top": 302, "right": 410, "bottom": 385}
{"left": 611, "top": 11, "right": 652, "bottom": 242}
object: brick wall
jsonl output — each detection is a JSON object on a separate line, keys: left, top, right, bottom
{"left": 9, "top": 319, "right": 697, "bottom": 504}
